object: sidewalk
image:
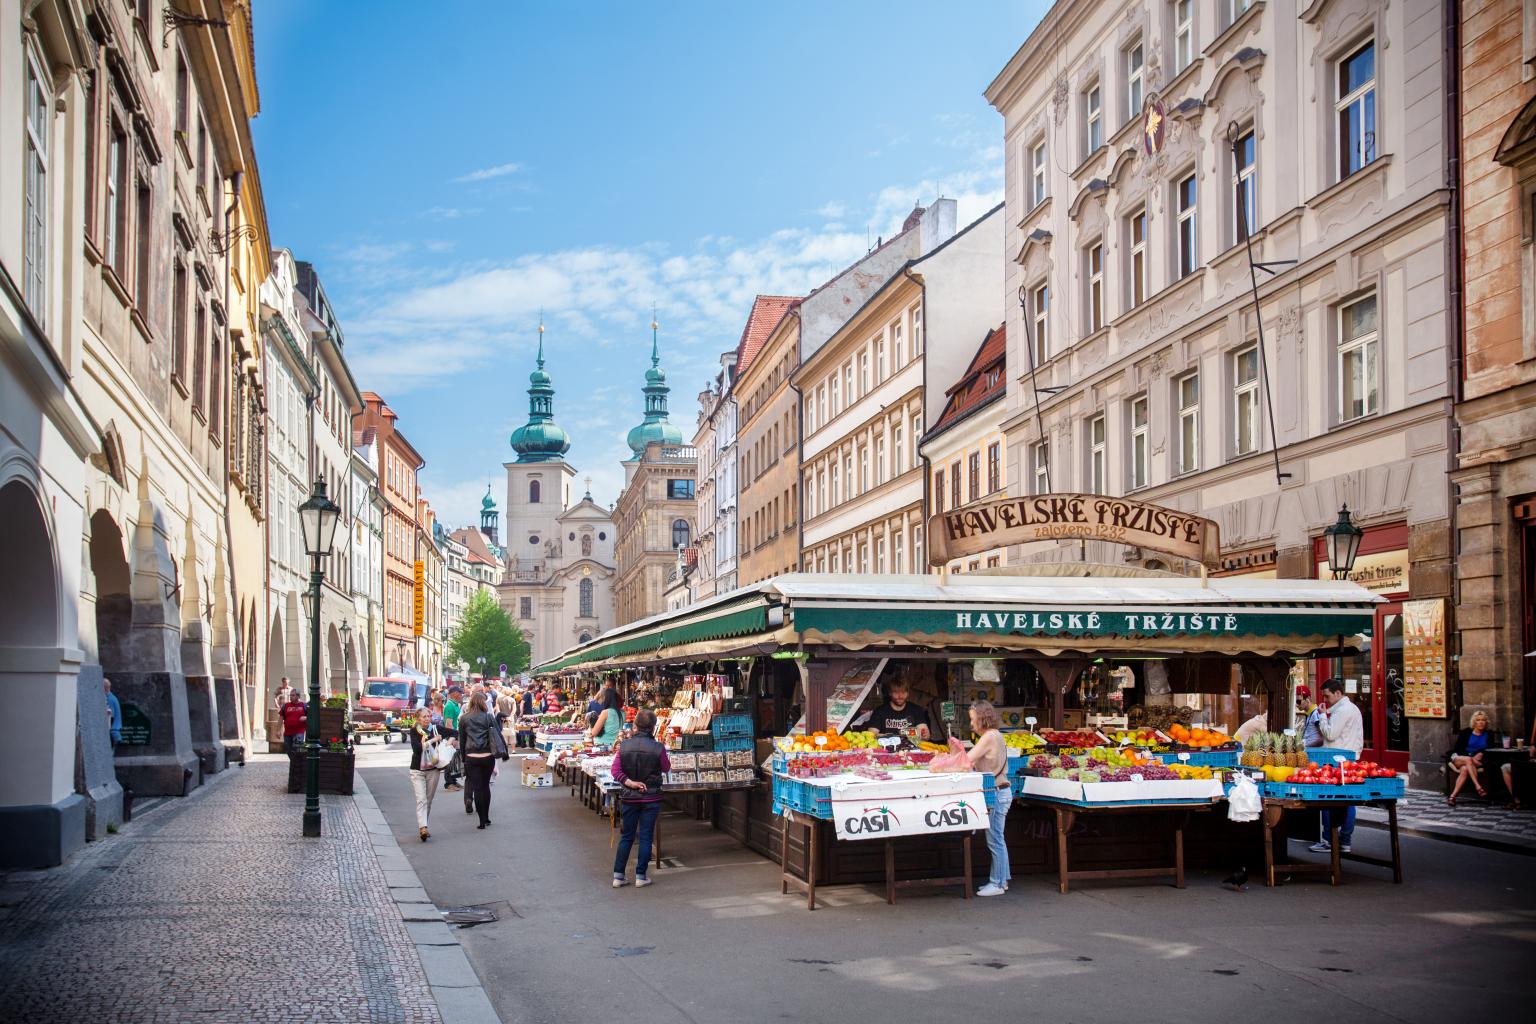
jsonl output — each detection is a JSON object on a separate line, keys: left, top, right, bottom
{"left": 0, "top": 755, "right": 497, "bottom": 1024}
{"left": 1357, "top": 787, "right": 1536, "bottom": 855}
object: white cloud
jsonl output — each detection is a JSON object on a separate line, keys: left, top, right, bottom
{"left": 817, "top": 200, "right": 847, "bottom": 219}
{"left": 453, "top": 162, "right": 522, "bottom": 183}
{"left": 422, "top": 206, "right": 481, "bottom": 221}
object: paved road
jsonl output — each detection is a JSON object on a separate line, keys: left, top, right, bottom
{"left": 358, "top": 741, "right": 1536, "bottom": 1024}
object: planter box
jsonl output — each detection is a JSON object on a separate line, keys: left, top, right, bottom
{"left": 287, "top": 749, "right": 355, "bottom": 795}
{"left": 317, "top": 706, "right": 350, "bottom": 740}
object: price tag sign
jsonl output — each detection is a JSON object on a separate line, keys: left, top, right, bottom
{"left": 815, "top": 735, "right": 827, "bottom": 748}
{"left": 1283, "top": 728, "right": 1296, "bottom": 737}
{"left": 878, "top": 737, "right": 899, "bottom": 751}
{"left": 1025, "top": 716, "right": 1038, "bottom": 731}
{"left": 1131, "top": 773, "right": 1144, "bottom": 783}
{"left": 1178, "top": 752, "right": 1191, "bottom": 763}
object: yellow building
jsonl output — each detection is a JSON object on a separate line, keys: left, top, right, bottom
{"left": 736, "top": 303, "right": 802, "bottom": 584}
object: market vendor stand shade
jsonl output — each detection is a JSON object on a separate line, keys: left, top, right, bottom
{"left": 297, "top": 478, "right": 342, "bottom": 838}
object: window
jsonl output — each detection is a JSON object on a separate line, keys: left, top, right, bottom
{"left": 859, "top": 542, "right": 869, "bottom": 574}
{"left": 1233, "top": 128, "right": 1257, "bottom": 242}
{"left": 933, "top": 468, "right": 945, "bottom": 512}
{"left": 913, "top": 524, "right": 924, "bottom": 572}
{"left": 1176, "top": 372, "right": 1199, "bottom": 474}
{"left": 1228, "top": 0, "right": 1252, "bottom": 23}
{"left": 1174, "top": 0, "right": 1194, "bottom": 73}
{"left": 843, "top": 363, "right": 854, "bottom": 406}
{"left": 23, "top": 45, "right": 49, "bottom": 322}
{"left": 529, "top": 479, "right": 541, "bottom": 503}
{"left": 175, "top": 54, "right": 189, "bottom": 138}
{"left": 1087, "top": 242, "right": 1104, "bottom": 333}
{"left": 519, "top": 596, "right": 532, "bottom": 620}
{"left": 667, "top": 479, "right": 695, "bottom": 500}
{"left": 1338, "top": 293, "right": 1379, "bottom": 421}
{"left": 134, "top": 171, "right": 153, "bottom": 314}
{"left": 858, "top": 446, "right": 868, "bottom": 492}
{"left": 192, "top": 300, "right": 207, "bottom": 415}
{"left": 1128, "top": 210, "right": 1148, "bottom": 307}
{"left": 893, "top": 321, "right": 905, "bottom": 367}
{"left": 815, "top": 469, "right": 826, "bottom": 515}
{"left": 1176, "top": 173, "right": 1197, "bottom": 278}
{"left": 806, "top": 473, "right": 816, "bottom": 517}
{"left": 1085, "top": 83, "right": 1102, "bottom": 154}
{"left": 831, "top": 461, "right": 840, "bottom": 505}
{"left": 1032, "top": 442, "right": 1050, "bottom": 495}
{"left": 804, "top": 393, "right": 815, "bottom": 435}
{"left": 844, "top": 451, "right": 855, "bottom": 497}
{"left": 874, "top": 435, "right": 886, "bottom": 486}
{"left": 106, "top": 120, "right": 128, "bottom": 277}
{"left": 967, "top": 452, "right": 980, "bottom": 502}
{"left": 1089, "top": 415, "right": 1106, "bottom": 493}
{"left": 1126, "top": 41, "right": 1144, "bottom": 122}
{"left": 910, "top": 305, "right": 923, "bottom": 355}
{"left": 1234, "top": 347, "right": 1260, "bottom": 455}
{"left": 1336, "top": 40, "right": 1377, "bottom": 180}
{"left": 987, "top": 442, "right": 1001, "bottom": 494}
{"left": 1130, "top": 395, "right": 1149, "bottom": 489}
{"left": 893, "top": 530, "right": 904, "bottom": 574}
{"left": 830, "top": 373, "right": 840, "bottom": 417}
{"left": 876, "top": 337, "right": 887, "bottom": 381}
{"left": 172, "top": 260, "right": 188, "bottom": 381}
{"left": 1030, "top": 283, "right": 1049, "bottom": 366}
{"left": 1030, "top": 139, "right": 1048, "bottom": 207}
{"left": 579, "top": 577, "right": 593, "bottom": 617}
{"left": 859, "top": 350, "right": 870, "bottom": 396}
{"left": 950, "top": 462, "right": 961, "bottom": 508}
{"left": 830, "top": 547, "right": 840, "bottom": 574}
{"left": 893, "top": 424, "right": 905, "bottom": 475}
{"left": 817, "top": 384, "right": 827, "bottom": 428}
{"left": 875, "top": 537, "right": 885, "bottom": 573}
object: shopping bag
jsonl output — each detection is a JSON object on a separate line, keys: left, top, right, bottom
{"left": 1227, "top": 772, "right": 1261, "bottom": 822}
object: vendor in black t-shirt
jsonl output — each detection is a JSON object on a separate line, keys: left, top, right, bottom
{"left": 866, "top": 681, "right": 931, "bottom": 741}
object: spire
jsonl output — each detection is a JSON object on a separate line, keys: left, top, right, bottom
{"left": 537, "top": 308, "right": 546, "bottom": 369}
{"left": 509, "top": 317, "right": 571, "bottom": 463}
{"left": 626, "top": 312, "right": 684, "bottom": 457}
{"left": 650, "top": 304, "right": 659, "bottom": 369}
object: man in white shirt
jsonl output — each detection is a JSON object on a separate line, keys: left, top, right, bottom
{"left": 1310, "top": 678, "right": 1364, "bottom": 854}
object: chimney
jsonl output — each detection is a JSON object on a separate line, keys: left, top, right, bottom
{"left": 919, "top": 198, "right": 958, "bottom": 255}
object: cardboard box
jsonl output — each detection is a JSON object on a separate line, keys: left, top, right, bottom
{"left": 520, "top": 771, "right": 553, "bottom": 788}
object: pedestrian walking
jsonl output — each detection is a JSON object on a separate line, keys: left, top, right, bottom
{"left": 280, "top": 691, "right": 308, "bottom": 755}
{"left": 442, "top": 686, "right": 464, "bottom": 792}
{"left": 408, "top": 707, "right": 448, "bottom": 842}
{"left": 611, "top": 709, "right": 669, "bottom": 889}
{"left": 458, "top": 693, "right": 507, "bottom": 829}
{"left": 274, "top": 677, "right": 294, "bottom": 711}
{"left": 104, "top": 678, "right": 122, "bottom": 749}
{"left": 964, "top": 700, "right": 1011, "bottom": 897}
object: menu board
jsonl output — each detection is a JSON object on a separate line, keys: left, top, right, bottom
{"left": 1402, "top": 598, "right": 1448, "bottom": 719}
{"left": 790, "top": 658, "right": 888, "bottom": 735}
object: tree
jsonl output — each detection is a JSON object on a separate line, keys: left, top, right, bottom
{"left": 447, "top": 590, "right": 530, "bottom": 678}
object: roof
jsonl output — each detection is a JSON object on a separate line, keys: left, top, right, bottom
{"left": 533, "top": 571, "right": 1383, "bottom": 674}
{"left": 733, "top": 295, "right": 801, "bottom": 378}
{"left": 927, "top": 323, "right": 1007, "bottom": 440}
{"left": 451, "top": 527, "right": 500, "bottom": 567}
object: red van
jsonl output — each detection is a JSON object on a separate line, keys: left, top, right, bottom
{"left": 356, "top": 676, "right": 424, "bottom": 742}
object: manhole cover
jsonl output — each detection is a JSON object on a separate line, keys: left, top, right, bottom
{"left": 442, "top": 906, "right": 499, "bottom": 927}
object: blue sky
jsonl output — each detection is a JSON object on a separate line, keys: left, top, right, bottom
{"left": 251, "top": 0, "right": 1047, "bottom": 527}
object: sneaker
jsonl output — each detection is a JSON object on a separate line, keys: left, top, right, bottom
{"left": 612, "top": 877, "right": 629, "bottom": 889}
{"left": 443, "top": 784, "right": 462, "bottom": 792}
{"left": 1308, "top": 840, "right": 1332, "bottom": 853}
{"left": 1339, "top": 843, "right": 1352, "bottom": 853}
{"left": 976, "top": 883, "right": 1006, "bottom": 897}
{"left": 635, "top": 876, "right": 653, "bottom": 888}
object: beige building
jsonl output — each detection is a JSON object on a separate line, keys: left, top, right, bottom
{"left": 987, "top": 0, "right": 1456, "bottom": 782}
{"left": 920, "top": 324, "right": 1010, "bottom": 574}
{"left": 735, "top": 303, "right": 802, "bottom": 584}
{"left": 798, "top": 203, "right": 1002, "bottom": 575}
{"left": 1452, "top": 0, "right": 1536, "bottom": 744}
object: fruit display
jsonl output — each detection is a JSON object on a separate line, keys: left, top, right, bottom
{"left": 1027, "top": 753, "right": 1183, "bottom": 783}
{"left": 1003, "top": 731, "right": 1047, "bottom": 752}
{"left": 1240, "top": 732, "right": 1309, "bottom": 768}
{"left": 1039, "top": 729, "right": 1105, "bottom": 747}
{"left": 1165, "top": 723, "right": 1236, "bottom": 749}
{"left": 778, "top": 748, "right": 937, "bottom": 779}
{"left": 1284, "top": 760, "right": 1397, "bottom": 786}
{"left": 1129, "top": 705, "right": 1196, "bottom": 732}
{"left": 781, "top": 729, "right": 880, "bottom": 752}
{"left": 1103, "top": 728, "right": 1168, "bottom": 747}
{"left": 1168, "top": 764, "right": 1216, "bottom": 780}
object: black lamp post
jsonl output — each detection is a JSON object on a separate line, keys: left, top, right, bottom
{"left": 339, "top": 619, "right": 353, "bottom": 698}
{"left": 1323, "top": 504, "right": 1365, "bottom": 681}
{"left": 298, "top": 477, "right": 342, "bottom": 838}
{"left": 395, "top": 638, "right": 407, "bottom": 673}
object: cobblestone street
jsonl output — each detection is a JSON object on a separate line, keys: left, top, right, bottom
{"left": 0, "top": 759, "right": 443, "bottom": 1024}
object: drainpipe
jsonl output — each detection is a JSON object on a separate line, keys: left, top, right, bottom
{"left": 1443, "top": 0, "right": 1464, "bottom": 709}
{"left": 905, "top": 267, "right": 935, "bottom": 579}
{"left": 786, "top": 307, "right": 806, "bottom": 570}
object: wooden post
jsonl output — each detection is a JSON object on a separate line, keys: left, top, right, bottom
{"left": 1029, "top": 658, "right": 1087, "bottom": 730}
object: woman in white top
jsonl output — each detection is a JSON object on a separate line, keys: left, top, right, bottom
{"left": 965, "top": 700, "right": 1011, "bottom": 897}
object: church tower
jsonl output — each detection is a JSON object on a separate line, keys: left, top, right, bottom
{"left": 505, "top": 323, "right": 576, "bottom": 569}
{"left": 479, "top": 486, "right": 499, "bottom": 546}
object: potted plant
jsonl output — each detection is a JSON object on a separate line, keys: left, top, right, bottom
{"left": 318, "top": 694, "right": 350, "bottom": 740}
{"left": 287, "top": 735, "right": 356, "bottom": 795}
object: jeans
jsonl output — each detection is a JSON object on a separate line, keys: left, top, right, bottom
{"left": 987, "top": 784, "right": 1012, "bottom": 888}
{"left": 1323, "top": 804, "right": 1355, "bottom": 846}
{"left": 409, "top": 769, "right": 440, "bottom": 830}
{"left": 614, "top": 800, "right": 661, "bottom": 879}
{"left": 463, "top": 757, "right": 494, "bottom": 826}
{"left": 284, "top": 734, "right": 304, "bottom": 755}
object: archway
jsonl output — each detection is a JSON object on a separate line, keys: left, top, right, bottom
{"left": 326, "top": 625, "right": 344, "bottom": 698}
{"left": 343, "top": 636, "right": 358, "bottom": 699}
{"left": 88, "top": 509, "right": 131, "bottom": 673}
{"left": 0, "top": 482, "right": 58, "bottom": 649}
{"left": 265, "top": 611, "right": 286, "bottom": 749}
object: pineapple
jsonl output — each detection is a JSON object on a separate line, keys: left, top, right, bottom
{"left": 1256, "top": 732, "right": 1274, "bottom": 767}
{"left": 1289, "top": 734, "right": 1307, "bottom": 768}
{"left": 1241, "top": 734, "right": 1262, "bottom": 767}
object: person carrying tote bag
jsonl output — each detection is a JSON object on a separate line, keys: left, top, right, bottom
{"left": 408, "top": 707, "right": 449, "bottom": 842}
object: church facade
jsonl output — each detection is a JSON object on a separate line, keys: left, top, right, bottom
{"left": 496, "top": 327, "right": 617, "bottom": 670}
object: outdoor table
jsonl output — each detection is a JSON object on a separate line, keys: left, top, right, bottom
{"left": 776, "top": 809, "right": 975, "bottom": 911}
{"left": 1022, "top": 796, "right": 1224, "bottom": 894}
{"left": 1261, "top": 796, "right": 1403, "bottom": 886}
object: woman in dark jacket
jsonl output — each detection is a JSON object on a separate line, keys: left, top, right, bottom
{"left": 408, "top": 707, "right": 446, "bottom": 841}
{"left": 459, "top": 693, "right": 505, "bottom": 828}
{"left": 1447, "top": 710, "right": 1513, "bottom": 806}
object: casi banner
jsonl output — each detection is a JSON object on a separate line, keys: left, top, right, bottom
{"left": 830, "top": 787, "right": 990, "bottom": 841}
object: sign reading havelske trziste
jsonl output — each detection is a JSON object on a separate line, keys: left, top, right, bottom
{"left": 927, "top": 493, "right": 1221, "bottom": 569}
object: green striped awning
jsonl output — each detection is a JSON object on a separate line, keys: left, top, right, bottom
{"left": 534, "top": 597, "right": 772, "bottom": 675}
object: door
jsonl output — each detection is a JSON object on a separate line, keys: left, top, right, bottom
{"left": 1369, "top": 603, "right": 1410, "bottom": 771}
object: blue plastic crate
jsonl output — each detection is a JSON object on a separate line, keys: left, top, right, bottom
{"left": 714, "top": 736, "right": 754, "bottom": 753}
{"left": 806, "top": 786, "right": 833, "bottom": 819}
{"left": 1154, "top": 749, "right": 1240, "bottom": 767}
{"left": 1365, "top": 775, "right": 1406, "bottom": 799}
{"left": 1261, "top": 780, "right": 1377, "bottom": 801}
{"left": 1306, "top": 747, "right": 1354, "bottom": 765}
{"left": 711, "top": 715, "right": 753, "bottom": 739}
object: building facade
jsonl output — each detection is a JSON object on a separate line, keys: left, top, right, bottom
{"left": 347, "top": 434, "right": 384, "bottom": 684}
{"left": 920, "top": 323, "right": 1011, "bottom": 574}
{"left": 735, "top": 306, "right": 801, "bottom": 584}
{"left": 987, "top": 0, "right": 1457, "bottom": 782}
{"left": 1453, "top": 0, "right": 1536, "bottom": 744}
{"left": 415, "top": 497, "right": 443, "bottom": 681}
{"left": 692, "top": 349, "right": 735, "bottom": 601}
{"left": 614, "top": 327, "right": 696, "bottom": 624}
{"left": 357, "top": 393, "right": 424, "bottom": 675}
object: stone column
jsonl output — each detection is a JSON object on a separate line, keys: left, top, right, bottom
{"left": 209, "top": 532, "right": 243, "bottom": 762}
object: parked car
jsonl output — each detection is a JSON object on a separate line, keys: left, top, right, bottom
{"left": 356, "top": 676, "right": 424, "bottom": 742}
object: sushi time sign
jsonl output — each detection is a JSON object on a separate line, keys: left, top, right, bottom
{"left": 928, "top": 493, "right": 1221, "bottom": 569}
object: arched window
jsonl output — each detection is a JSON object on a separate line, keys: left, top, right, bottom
{"left": 579, "top": 632, "right": 592, "bottom": 644}
{"left": 672, "top": 519, "right": 690, "bottom": 549}
{"left": 529, "top": 479, "right": 541, "bottom": 503}
{"left": 579, "top": 577, "right": 593, "bottom": 617}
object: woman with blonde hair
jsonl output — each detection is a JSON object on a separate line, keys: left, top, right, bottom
{"left": 1447, "top": 710, "right": 1513, "bottom": 807}
{"left": 965, "top": 700, "right": 1011, "bottom": 897}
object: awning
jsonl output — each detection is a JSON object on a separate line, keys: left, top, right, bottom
{"left": 535, "top": 593, "right": 775, "bottom": 675}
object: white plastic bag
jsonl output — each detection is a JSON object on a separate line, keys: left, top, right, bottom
{"left": 1226, "top": 772, "right": 1261, "bottom": 822}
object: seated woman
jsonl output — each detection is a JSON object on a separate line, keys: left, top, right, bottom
{"left": 1447, "top": 710, "right": 1514, "bottom": 807}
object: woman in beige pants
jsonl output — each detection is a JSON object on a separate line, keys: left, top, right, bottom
{"left": 408, "top": 706, "right": 448, "bottom": 841}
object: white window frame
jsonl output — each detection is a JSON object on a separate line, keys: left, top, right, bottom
{"left": 1030, "top": 138, "right": 1048, "bottom": 207}
{"left": 874, "top": 435, "right": 886, "bottom": 487}
{"left": 1176, "top": 172, "right": 1197, "bottom": 278}
{"left": 1089, "top": 414, "right": 1106, "bottom": 494}
{"left": 1176, "top": 371, "right": 1200, "bottom": 475}
{"left": 1130, "top": 395, "right": 1150, "bottom": 490}
{"left": 1228, "top": 0, "right": 1252, "bottom": 26}
{"left": 913, "top": 524, "right": 924, "bottom": 573}
{"left": 830, "top": 460, "right": 840, "bottom": 506}
{"left": 876, "top": 336, "right": 887, "bottom": 381}
{"left": 1335, "top": 38, "right": 1378, "bottom": 181}
{"left": 1087, "top": 241, "right": 1104, "bottom": 333}
{"left": 892, "top": 320, "right": 905, "bottom": 367}
{"left": 1174, "top": 0, "right": 1194, "bottom": 74}
{"left": 829, "top": 373, "right": 840, "bottom": 417}
{"left": 1233, "top": 346, "right": 1260, "bottom": 456}
{"left": 875, "top": 536, "right": 885, "bottom": 574}
{"left": 893, "top": 423, "right": 905, "bottom": 475}
{"left": 1232, "top": 127, "right": 1257, "bottom": 243}
{"left": 1128, "top": 208, "right": 1148, "bottom": 308}
{"left": 893, "top": 529, "right": 904, "bottom": 574}
{"left": 859, "top": 350, "right": 870, "bottom": 396}
{"left": 1032, "top": 441, "right": 1050, "bottom": 495}
{"left": 1337, "top": 293, "right": 1379, "bottom": 422}
{"left": 1031, "top": 282, "right": 1049, "bottom": 366}
{"left": 23, "top": 42, "right": 51, "bottom": 324}
{"left": 1126, "top": 40, "right": 1144, "bottom": 123}
{"left": 910, "top": 304, "right": 923, "bottom": 355}
{"left": 843, "top": 362, "right": 854, "bottom": 407}
{"left": 1085, "top": 83, "right": 1102, "bottom": 155}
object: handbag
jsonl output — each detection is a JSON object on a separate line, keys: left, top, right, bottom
{"left": 490, "top": 720, "right": 510, "bottom": 761}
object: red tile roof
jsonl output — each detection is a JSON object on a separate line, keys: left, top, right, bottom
{"left": 451, "top": 527, "right": 501, "bottom": 567}
{"left": 733, "top": 295, "right": 801, "bottom": 378}
{"left": 930, "top": 323, "right": 1007, "bottom": 437}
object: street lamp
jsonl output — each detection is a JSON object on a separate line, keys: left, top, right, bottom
{"left": 1323, "top": 503, "right": 1365, "bottom": 684}
{"left": 395, "top": 638, "right": 407, "bottom": 672}
{"left": 477, "top": 655, "right": 487, "bottom": 681}
{"left": 298, "top": 477, "right": 342, "bottom": 838}
{"left": 339, "top": 619, "right": 353, "bottom": 698}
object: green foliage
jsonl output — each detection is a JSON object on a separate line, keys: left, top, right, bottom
{"left": 447, "top": 589, "right": 530, "bottom": 678}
